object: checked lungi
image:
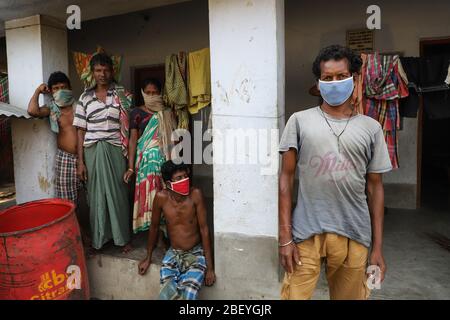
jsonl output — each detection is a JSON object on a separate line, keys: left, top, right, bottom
{"left": 55, "top": 148, "right": 81, "bottom": 203}
{"left": 159, "top": 244, "right": 207, "bottom": 300}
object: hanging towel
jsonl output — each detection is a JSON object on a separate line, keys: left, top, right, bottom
{"left": 164, "top": 53, "right": 190, "bottom": 129}
{"left": 188, "top": 48, "right": 211, "bottom": 115}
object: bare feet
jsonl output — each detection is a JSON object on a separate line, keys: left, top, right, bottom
{"left": 86, "top": 246, "right": 100, "bottom": 258}
{"left": 121, "top": 243, "right": 133, "bottom": 254}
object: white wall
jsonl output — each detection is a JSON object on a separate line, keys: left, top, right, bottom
{"left": 285, "top": 0, "right": 450, "bottom": 198}
{"left": 210, "top": 0, "right": 284, "bottom": 237}
{"left": 207, "top": 0, "right": 284, "bottom": 299}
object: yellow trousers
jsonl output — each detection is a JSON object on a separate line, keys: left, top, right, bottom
{"left": 281, "top": 233, "right": 371, "bottom": 300}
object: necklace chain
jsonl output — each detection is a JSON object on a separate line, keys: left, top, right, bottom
{"left": 319, "top": 107, "right": 354, "bottom": 154}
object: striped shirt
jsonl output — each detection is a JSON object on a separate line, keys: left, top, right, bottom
{"left": 73, "top": 84, "right": 123, "bottom": 147}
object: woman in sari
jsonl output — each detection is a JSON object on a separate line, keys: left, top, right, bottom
{"left": 123, "top": 78, "right": 176, "bottom": 240}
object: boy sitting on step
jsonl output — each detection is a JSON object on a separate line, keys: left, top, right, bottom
{"left": 138, "top": 160, "right": 215, "bottom": 300}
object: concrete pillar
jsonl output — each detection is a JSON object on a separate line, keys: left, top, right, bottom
{"left": 208, "top": 0, "right": 285, "bottom": 299}
{"left": 5, "top": 15, "right": 68, "bottom": 203}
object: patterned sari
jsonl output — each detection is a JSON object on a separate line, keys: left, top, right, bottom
{"left": 132, "top": 113, "right": 166, "bottom": 234}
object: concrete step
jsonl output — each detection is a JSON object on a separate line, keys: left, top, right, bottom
{"left": 86, "top": 231, "right": 216, "bottom": 300}
{"left": 87, "top": 232, "right": 162, "bottom": 300}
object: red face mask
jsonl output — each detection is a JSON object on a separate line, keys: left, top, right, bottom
{"left": 169, "top": 177, "right": 190, "bottom": 195}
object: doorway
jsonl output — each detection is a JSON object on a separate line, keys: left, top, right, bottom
{"left": 419, "top": 38, "right": 450, "bottom": 211}
{"left": 131, "top": 64, "right": 165, "bottom": 107}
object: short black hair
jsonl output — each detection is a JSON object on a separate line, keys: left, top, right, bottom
{"left": 141, "top": 78, "right": 162, "bottom": 93}
{"left": 89, "top": 52, "right": 114, "bottom": 71}
{"left": 161, "top": 160, "right": 189, "bottom": 182}
{"left": 312, "top": 45, "right": 362, "bottom": 79}
{"left": 47, "top": 71, "right": 71, "bottom": 90}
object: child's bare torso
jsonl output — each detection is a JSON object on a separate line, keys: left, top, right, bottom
{"left": 160, "top": 189, "right": 201, "bottom": 251}
{"left": 57, "top": 106, "right": 77, "bottom": 155}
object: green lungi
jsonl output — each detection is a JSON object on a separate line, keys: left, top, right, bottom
{"left": 84, "top": 141, "right": 130, "bottom": 249}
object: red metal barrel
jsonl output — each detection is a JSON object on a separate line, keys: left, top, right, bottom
{"left": 0, "top": 199, "right": 90, "bottom": 300}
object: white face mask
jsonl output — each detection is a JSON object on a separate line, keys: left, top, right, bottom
{"left": 318, "top": 76, "right": 354, "bottom": 107}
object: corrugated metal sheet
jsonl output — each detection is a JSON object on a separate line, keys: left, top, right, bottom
{"left": 0, "top": 101, "right": 32, "bottom": 119}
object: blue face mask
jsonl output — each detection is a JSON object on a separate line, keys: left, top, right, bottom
{"left": 318, "top": 76, "right": 354, "bottom": 107}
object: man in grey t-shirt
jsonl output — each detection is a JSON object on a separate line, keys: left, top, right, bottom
{"left": 279, "top": 45, "right": 392, "bottom": 300}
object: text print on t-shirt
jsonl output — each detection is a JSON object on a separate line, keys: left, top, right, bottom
{"left": 309, "top": 151, "right": 356, "bottom": 181}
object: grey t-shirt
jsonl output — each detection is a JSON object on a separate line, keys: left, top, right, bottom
{"left": 279, "top": 106, "right": 392, "bottom": 247}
